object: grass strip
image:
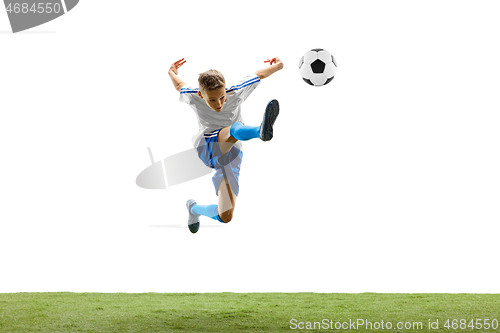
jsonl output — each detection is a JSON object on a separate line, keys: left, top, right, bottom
{"left": 1, "top": 293, "right": 499, "bottom": 332}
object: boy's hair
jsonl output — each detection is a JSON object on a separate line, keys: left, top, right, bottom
{"left": 198, "top": 69, "right": 225, "bottom": 93}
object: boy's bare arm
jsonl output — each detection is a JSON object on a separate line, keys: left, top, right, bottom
{"left": 169, "top": 58, "right": 188, "bottom": 92}
{"left": 255, "top": 57, "right": 284, "bottom": 80}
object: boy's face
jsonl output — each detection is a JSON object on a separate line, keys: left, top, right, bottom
{"left": 198, "top": 87, "right": 226, "bottom": 112}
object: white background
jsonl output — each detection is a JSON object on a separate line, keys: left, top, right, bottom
{"left": 1, "top": 0, "right": 499, "bottom": 293}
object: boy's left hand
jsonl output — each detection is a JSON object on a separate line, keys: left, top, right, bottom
{"left": 255, "top": 57, "right": 284, "bottom": 79}
{"left": 264, "top": 57, "right": 282, "bottom": 66}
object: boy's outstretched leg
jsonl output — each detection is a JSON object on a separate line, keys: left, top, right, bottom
{"left": 217, "top": 99, "right": 280, "bottom": 154}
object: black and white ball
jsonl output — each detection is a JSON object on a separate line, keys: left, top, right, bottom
{"left": 299, "top": 48, "right": 337, "bottom": 86}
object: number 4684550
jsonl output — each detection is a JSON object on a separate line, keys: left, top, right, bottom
{"left": 6, "top": 3, "right": 62, "bottom": 14}
{"left": 444, "top": 319, "right": 499, "bottom": 330}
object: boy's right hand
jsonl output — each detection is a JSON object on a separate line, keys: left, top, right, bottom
{"left": 169, "top": 58, "right": 186, "bottom": 75}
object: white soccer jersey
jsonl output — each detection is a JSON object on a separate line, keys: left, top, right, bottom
{"left": 179, "top": 74, "right": 261, "bottom": 150}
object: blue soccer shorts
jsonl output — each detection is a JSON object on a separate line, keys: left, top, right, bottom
{"left": 196, "top": 128, "right": 243, "bottom": 196}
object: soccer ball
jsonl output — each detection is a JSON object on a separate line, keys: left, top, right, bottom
{"left": 299, "top": 48, "right": 337, "bottom": 86}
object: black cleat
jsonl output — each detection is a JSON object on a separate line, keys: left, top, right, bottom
{"left": 260, "top": 99, "right": 280, "bottom": 141}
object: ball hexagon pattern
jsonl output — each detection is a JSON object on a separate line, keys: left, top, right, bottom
{"left": 298, "top": 48, "right": 337, "bottom": 86}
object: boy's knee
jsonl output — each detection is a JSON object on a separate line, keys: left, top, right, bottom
{"left": 219, "top": 210, "right": 233, "bottom": 223}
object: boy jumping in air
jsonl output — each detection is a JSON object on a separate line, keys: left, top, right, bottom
{"left": 168, "top": 57, "right": 284, "bottom": 233}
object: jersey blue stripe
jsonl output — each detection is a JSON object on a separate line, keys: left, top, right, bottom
{"left": 180, "top": 88, "right": 199, "bottom": 94}
{"left": 229, "top": 76, "right": 260, "bottom": 89}
{"left": 227, "top": 76, "right": 260, "bottom": 93}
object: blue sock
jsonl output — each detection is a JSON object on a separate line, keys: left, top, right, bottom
{"left": 230, "top": 122, "right": 260, "bottom": 141}
{"left": 190, "top": 204, "right": 223, "bottom": 222}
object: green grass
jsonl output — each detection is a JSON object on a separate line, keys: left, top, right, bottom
{"left": 0, "top": 293, "right": 499, "bottom": 332}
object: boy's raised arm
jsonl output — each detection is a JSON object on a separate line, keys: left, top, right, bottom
{"left": 169, "top": 58, "right": 188, "bottom": 92}
{"left": 255, "top": 57, "right": 284, "bottom": 80}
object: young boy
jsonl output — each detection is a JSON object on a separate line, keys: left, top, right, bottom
{"left": 168, "top": 57, "right": 284, "bottom": 233}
